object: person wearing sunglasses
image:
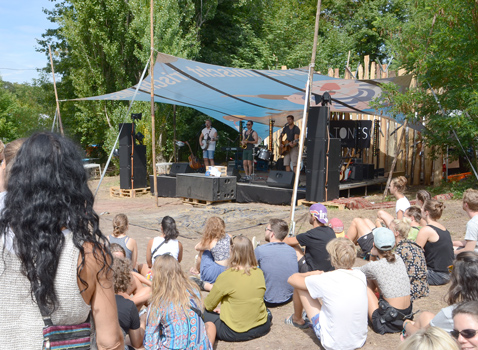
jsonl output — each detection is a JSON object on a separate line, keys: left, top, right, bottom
{"left": 452, "top": 300, "right": 478, "bottom": 350}
{"left": 403, "top": 251, "right": 478, "bottom": 337}
{"left": 240, "top": 120, "right": 257, "bottom": 181}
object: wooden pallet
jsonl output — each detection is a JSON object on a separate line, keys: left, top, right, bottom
{"left": 297, "top": 199, "right": 346, "bottom": 210}
{"left": 181, "top": 197, "right": 233, "bottom": 206}
{"left": 110, "top": 186, "right": 150, "bottom": 198}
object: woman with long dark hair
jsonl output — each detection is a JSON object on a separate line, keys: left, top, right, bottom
{"left": 146, "top": 216, "right": 183, "bottom": 267}
{"left": 0, "top": 132, "right": 123, "bottom": 349}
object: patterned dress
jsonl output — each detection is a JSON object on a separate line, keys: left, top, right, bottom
{"left": 396, "top": 239, "right": 429, "bottom": 301}
{"left": 144, "top": 297, "right": 212, "bottom": 350}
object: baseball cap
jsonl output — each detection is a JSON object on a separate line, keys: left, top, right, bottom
{"left": 373, "top": 227, "right": 395, "bottom": 251}
{"left": 329, "top": 218, "right": 344, "bottom": 237}
{"left": 310, "top": 203, "right": 328, "bottom": 224}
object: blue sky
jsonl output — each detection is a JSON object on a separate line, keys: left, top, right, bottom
{"left": 0, "top": 0, "right": 57, "bottom": 84}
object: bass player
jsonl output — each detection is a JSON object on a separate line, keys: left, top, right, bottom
{"left": 280, "top": 115, "right": 300, "bottom": 172}
{"left": 199, "top": 119, "right": 218, "bottom": 166}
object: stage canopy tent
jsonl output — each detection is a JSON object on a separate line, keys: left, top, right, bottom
{"left": 74, "top": 52, "right": 412, "bottom": 139}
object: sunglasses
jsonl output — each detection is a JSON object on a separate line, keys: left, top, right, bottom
{"left": 246, "top": 123, "right": 251, "bottom": 126}
{"left": 265, "top": 227, "right": 272, "bottom": 232}
{"left": 451, "top": 329, "right": 478, "bottom": 339}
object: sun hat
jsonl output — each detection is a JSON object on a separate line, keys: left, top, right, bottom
{"left": 373, "top": 227, "right": 395, "bottom": 251}
{"left": 310, "top": 203, "right": 328, "bottom": 224}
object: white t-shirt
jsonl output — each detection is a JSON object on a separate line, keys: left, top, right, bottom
{"left": 464, "top": 214, "right": 478, "bottom": 252}
{"left": 201, "top": 127, "right": 217, "bottom": 151}
{"left": 305, "top": 269, "right": 368, "bottom": 350}
{"left": 151, "top": 236, "right": 180, "bottom": 265}
{"left": 396, "top": 197, "right": 410, "bottom": 214}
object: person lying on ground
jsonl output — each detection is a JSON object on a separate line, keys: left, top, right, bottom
{"left": 255, "top": 218, "right": 297, "bottom": 307}
{"left": 286, "top": 238, "right": 368, "bottom": 350}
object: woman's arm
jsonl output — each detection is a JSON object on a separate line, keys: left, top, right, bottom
{"left": 177, "top": 241, "right": 183, "bottom": 263}
{"left": 79, "top": 244, "right": 124, "bottom": 350}
{"left": 127, "top": 237, "right": 138, "bottom": 269}
{"left": 397, "top": 210, "right": 404, "bottom": 220}
{"left": 146, "top": 238, "right": 154, "bottom": 268}
{"left": 415, "top": 227, "right": 431, "bottom": 248}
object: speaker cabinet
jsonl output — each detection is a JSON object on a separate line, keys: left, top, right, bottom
{"left": 227, "top": 163, "right": 241, "bottom": 181}
{"left": 362, "top": 164, "right": 375, "bottom": 180}
{"left": 119, "top": 123, "right": 134, "bottom": 146}
{"left": 349, "top": 163, "right": 364, "bottom": 181}
{"left": 306, "top": 169, "right": 340, "bottom": 202}
{"left": 149, "top": 175, "right": 176, "bottom": 197}
{"left": 307, "top": 106, "right": 330, "bottom": 139}
{"left": 306, "top": 138, "right": 341, "bottom": 171}
{"left": 169, "top": 163, "right": 193, "bottom": 177}
{"left": 176, "top": 174, "right": 236, "bottom": 201}
{"left": 119, "top": 145, "right": 147, "bottom": 189}
{"left": 266, "top": 170, "right": 295, "bottom": 189}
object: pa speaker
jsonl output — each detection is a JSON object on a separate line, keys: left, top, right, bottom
{"left": 120, "top": 166, "right": 147, "bottom": 189}
{"left": 362, "top": 164, "right": 375, "bottom": 180}
{"left": 266, "top": 170, "right": 295, "bottom": 189}
{"left": 306, "top": 138, "right": 341, "bottom": 171}
{"left": 227, "top": 164, "right": 241, "bottom": 181}
{"left": 349, "top": 163, "right": 364, "bottom": 181}
{"left": 306, "top": 169, "right": 340, "bottom": 202}
{"left": 307, "top": 106, "right": 330, "bottom": 139}
{"left": 119, "top": 123, "right": 134, "bottom": 146}
{"left": 119, "top": 145, "right": 147, "bottom": 189}
{"left": 169, "top": 163, "right": 193, "bottom": 177}
{"left": 119, "top": 145, "right": 146, "bottom": 169}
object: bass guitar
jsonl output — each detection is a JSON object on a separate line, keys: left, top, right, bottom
{"left": 185, "top": 141, "right": 202, "bottom": 170}
{"left": 279, "top": 139, "right": 299, "bottom": 156}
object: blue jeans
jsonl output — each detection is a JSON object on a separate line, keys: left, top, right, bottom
{"left": 200, "top": 250, "right": 226, "bottom": 283}
{"left": 427, "top": 269, "right": 450, "bottom": 285}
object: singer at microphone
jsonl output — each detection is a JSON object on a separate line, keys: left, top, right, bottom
{"left": 279, "top": 115, "right": 300, "bottom": 172}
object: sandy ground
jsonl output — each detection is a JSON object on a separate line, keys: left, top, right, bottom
{"left": 92, "top": 176, "right": 468, "bottom": 350}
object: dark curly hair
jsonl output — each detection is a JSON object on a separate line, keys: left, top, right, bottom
{"left": 161, "top": 216, "right": 179, "bottom": 242}
{"left": 0, "top": 132, "right": 112, "bottom": 315}
{"left": 112, "top": 257, "right": 132, "bottom": 293}
{"left": 446, "top": 251, "right": 478, "bottom": 305}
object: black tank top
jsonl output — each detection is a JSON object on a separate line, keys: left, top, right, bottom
{"left": 244, "top": 130, "right": 255, "bottom": 150}
{"left": 424, "top": 225, "right": 454, "bottom": 273}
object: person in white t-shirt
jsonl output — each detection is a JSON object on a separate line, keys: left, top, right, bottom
{"left": 376, "top": 176, "right": 410, "bottom": 228}
{"left": 286, "top": 238, "right": 368, "bottom": 350}
{"left": 199, "top": 120, "right": 218, "bottom": 166}
{"left": 453, "top": 188, "right": 478, "bottom": 253}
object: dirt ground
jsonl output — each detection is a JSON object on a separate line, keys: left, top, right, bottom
{"left": 92, "top": 176, "right": 468, "bottom": 350}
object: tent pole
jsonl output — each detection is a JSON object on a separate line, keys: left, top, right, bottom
{"left": 48, "top": 44, "right": 64, "bottom": 136}
{"left": 150, "top": 0, "right": 158, "bottom": 206}
{"left": 289, "top": 0, "right": 322, "bottom": 235}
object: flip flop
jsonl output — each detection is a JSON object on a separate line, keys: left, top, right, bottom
{"left": 284, "top": 314, "right": 309, "bottom": 329}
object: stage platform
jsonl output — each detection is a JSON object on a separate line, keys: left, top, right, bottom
{"left": 149, "top": 173, "right": 387, "bottom": 206}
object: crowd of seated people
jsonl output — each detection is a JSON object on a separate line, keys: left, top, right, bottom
{"left": 3, "top": 133, "right": 478, "bottom": 350}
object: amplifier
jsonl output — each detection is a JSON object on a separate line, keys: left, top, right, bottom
{"left": 176, "top": 174, "right": 236, "bottom": 201}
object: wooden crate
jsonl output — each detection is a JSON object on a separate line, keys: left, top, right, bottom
{"left": 110, "top": 186, "right": 150, "bottom": 198}
{"left": 206, "top": 166, "right": 227, "bottom": 177}
{"left": 181, "top": 197, "right": 232, "bottom": 206}
{"left": 297, "top": 199, "right": 345, "bottom": 210}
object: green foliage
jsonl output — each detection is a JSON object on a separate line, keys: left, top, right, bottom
{"left": 429, "top": 177, "right": 478, "bottom": 199}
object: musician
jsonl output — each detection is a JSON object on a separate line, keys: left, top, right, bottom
{"left": 280, "top": 115, "right": 300, "bottom": 172}
{"left": 199, "top": 120, "right": 218, "bottom": 166}
{"left": 241, "top": 120, "right": 258, "bottom": 180}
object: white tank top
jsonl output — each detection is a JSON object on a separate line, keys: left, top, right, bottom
{"left": 151, "top": 236, "right": 180, "bottom": 265}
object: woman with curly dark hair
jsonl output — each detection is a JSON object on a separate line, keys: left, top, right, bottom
{"left": 0, "top": 132, "right": 123, "bottom": 349}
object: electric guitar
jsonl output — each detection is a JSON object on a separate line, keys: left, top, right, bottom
{"left": 279, "top": 139, "right": 299, "bottom": 156}
{"left": 340, "top": 149, "right": 356, "bottom": 181}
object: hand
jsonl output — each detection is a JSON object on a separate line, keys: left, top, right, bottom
{"left": 213, "top": 307, "right": 221, "bottom": 314}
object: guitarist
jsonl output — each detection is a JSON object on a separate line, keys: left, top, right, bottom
{"left": 199, "top": 119, "right": 218, "bottom": 166}
{"left": 241, "top": 120, "right": 258, "bottom": 180}
{"left": 280, "top": 115, "right": 300, "bottom": 172}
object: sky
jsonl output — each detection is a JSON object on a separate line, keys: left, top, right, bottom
{"left": 0, "top": 0, "right": 57, "bottom": 84}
